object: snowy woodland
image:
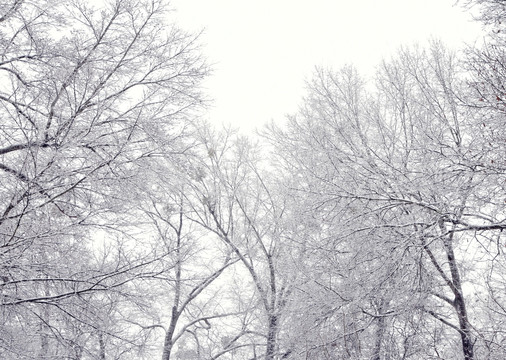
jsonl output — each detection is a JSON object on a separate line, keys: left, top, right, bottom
{"left": 1, "top": 0, "right": 506, "bottom": 359}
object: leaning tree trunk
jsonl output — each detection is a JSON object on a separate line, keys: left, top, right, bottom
{"left": 443, "top": 235, "right": 474, "bottom": 360}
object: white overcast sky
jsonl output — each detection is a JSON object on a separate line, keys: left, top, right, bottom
{"left": 169, "top": 0, "right": 483, "bottom": 132}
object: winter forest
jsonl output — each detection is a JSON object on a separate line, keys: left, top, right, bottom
{"left": 0, "top": 0, "right": 505, "bottom": 359}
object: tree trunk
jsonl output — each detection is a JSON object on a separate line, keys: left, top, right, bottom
{"left": 161, "top": 306, "right": 180, "bottom": 360}
{"left": 439, "top": 218, "right": 474, "bottom": 360}
{"left": 162, "top": 211, "right": 182, "bottom": 360}
{"left": 454, "top": 294, "right": 474, "bottom": 360}
{"left": 39, "top": 276, "right": 50, "bottom": 358}
{"left": 371, "top": 301, "right": 386, "bottom": 360}
{"left": 99, "top": 331, "right": 106, "bottom": 360}
{"left": 444, "top": 236, "right": 474, "bottom": 360}
{"left": 265, "top": 313, "right": 279, "bottom": 360}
